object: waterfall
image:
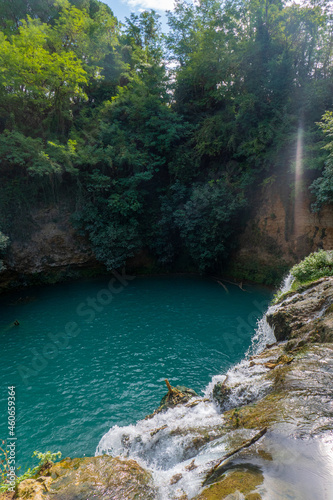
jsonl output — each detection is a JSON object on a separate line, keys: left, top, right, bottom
{"left": 246, "top": 272, "right": 294, "bottom": 357}
{"left": 95, "top": 273, "right": 295, "bottom": 499}
{"left": 279, "top": 272, "right": 294, "bottom": 295}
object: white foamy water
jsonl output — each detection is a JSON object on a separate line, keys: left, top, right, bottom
{"left": 279, "top": 273, "right": 295, "bottom": 294}
{"left": 246, "top": 273, "right": 294, "bottom": 357}
{"left": 96, "top": 275, "right": 295, "bottom": 499}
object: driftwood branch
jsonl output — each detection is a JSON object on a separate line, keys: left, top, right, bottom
{"left": 212, "top": 276, "right": 247, "bottom": 291}
{"left": 203, "top": 427, "right": 267, "bottom": 486}
{"left": 217, "top": 281, "right": 229, "bottom": 293}
{"left": 165, "top": 379, "right": 174, "bottom": 395}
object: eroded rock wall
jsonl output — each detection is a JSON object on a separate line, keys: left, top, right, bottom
{"left": 0, "top": 205, "right": 99, "bottom": 292}
{"left": 230, "top": 178, "right": 333, "bottom": 283}
{"left": 2, "top": 175, "right": 333, "bottom": 291}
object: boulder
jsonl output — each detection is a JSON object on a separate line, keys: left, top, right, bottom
{"left": 212, "top": 378, "right": 231, "bottom": 408}
{"left": 146, "top": 379, "right": 197, "bottom": 418}
{"left": 267, "top": 277, "right": 333, "bottom": 343}
{"left": 11, "top": 456, "right": 157, "bottom": 500}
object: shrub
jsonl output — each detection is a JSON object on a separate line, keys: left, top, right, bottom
{"left": 290, "top": 250, "right": 333, "bottom": 284}
{"left": 0, "top": 445, "right": 61, "bottom": 492}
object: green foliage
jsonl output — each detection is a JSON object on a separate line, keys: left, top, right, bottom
{"left": 167, "top": 0, "right": 332, "bottom": 176}
{"left": 150, "top": 180, "right": 246, "bottom": 272}
{"left": 311, "top": 112, "right": 333, "bottom": 210}
{"left": 74, "top": 193, "right": 143, "bottom": 270}
{"left": 71, "top": 10, "right": 189, "bottom": 271}
{"left": 291, "top": 250, "right": 333, "bottom": 285}
{"left": 0, "top": 0, "right": 333, "bottom": 278}
{"left": 0, "top": 445, "right": 61, "bottom": 492}
{"left": 174, "top": 180, "right": 246, "bottom": 271}
{"left": 0, "top": 0, "right": 118, "bottom": 137}
{"left": 0, "top": 131, "right": 78, "bottom": 177}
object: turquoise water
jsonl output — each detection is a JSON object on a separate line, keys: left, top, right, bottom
{"left": 0, "top": 275, "right": 271, "bottom": 470}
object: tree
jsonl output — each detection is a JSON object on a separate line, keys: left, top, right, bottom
{"left": 311, "top": 111, "right": 333, "bottom": 210}
{"left": 174, "top": 180, "right": 246, "bottom": 271}
{"left": 72, "top": 10, "right": 188, "bottom": 270}
{"left": 0, "top": 0, "right": 118, "bottom": 137}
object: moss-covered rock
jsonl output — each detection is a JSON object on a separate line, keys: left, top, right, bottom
{"left": 11, "top": 456, "right": 157, "bottom": 500}
{"left": 16, "top": 478, "right": 52, "bottom": 500}
{"left": 146, "top": 380, "right": 198, "bottom": 418}
{"left": 194, "top": 467, "right": 263, "bottom": 500}
{"left": 212, "top": 380, "right": 231, "bottom": 408}
{"left": 224, "top": 345, "right": 333, "bottom": 435}
{"left": 267, "top": 277, "right": 333, "bottom": 343}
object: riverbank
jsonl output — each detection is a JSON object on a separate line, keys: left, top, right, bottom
{"left": 2, "top": 275, "right": 332, "bottom": 499}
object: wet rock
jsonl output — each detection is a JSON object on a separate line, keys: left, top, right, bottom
{"left": 224, "top": 345, "right": 333, "bottom": 436}
{"left": 194, "top": 467, "right": 263, "bottom": 500}
{"left": 15, "top": 477, "right": 52, "bottom": 499}
{"left": 267, "top": 277, "right": 333, "bottom": 342}
{"left": 150, "top": 424, "right": 167, "bottom": 436}
{"left": 0, "top": 493, "right": 15, "bottom": 500}
{"left": 264, "top": 354, "right": 294, "bottom": 369}
{"left": 212, "top": 378, "right": 232, "bottom": 408}
{"left": 146, "top": 380, "right": 197, "bottom": 418}
{"left": 170, "top": 473, "right": 183, "bottom": 484}
{"left": 159, "top": 384, "right": 197, "bottom": 410}
{"left": 12, "top": 456, "right": 157, "bottom": 500}
{"left": 185, "top": 459, "right": 197, "bottom": 471}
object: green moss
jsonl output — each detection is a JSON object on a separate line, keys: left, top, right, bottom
{"left": 224, "top": 393, "right": 285, "bottom": 430}
{"left": 196, "top": 468, "right": 263, "bottom": 500}
{"left": 271, "top": 289, "right": 294, "bottom": 305}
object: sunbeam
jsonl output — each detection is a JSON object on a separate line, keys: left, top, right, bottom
{"left": 294, "top": 125, "right": 304, "bottom": 237}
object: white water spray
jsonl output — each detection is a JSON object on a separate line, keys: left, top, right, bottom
{"left": 246, "top": 272, "right": 294, "bottom": 357}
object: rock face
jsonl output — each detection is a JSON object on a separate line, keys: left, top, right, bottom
{"left": 196, "top": 279, "right": 333, "bottom": 500}
{"left": 2, "top": 174, "right": 333, "bottom": 291}
{"left": 266, "top": 277, "right": 333, "bottom": 344}
{"left": 230, "top": 177, "right": 333, "bottom": 283}
{"left": 10, "top": 456, "right": 157, "bottom": 500}
{"left": 0, "top": 206, "right": 100, "bottom": 292}
{"left": 196, "top": 467, "right": 264, "bottom": 500}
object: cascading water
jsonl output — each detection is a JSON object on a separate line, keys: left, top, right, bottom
{"left": 246, "top": 273, "right": 294, "bottom": 358}
{"left": 96, "top": 275, "right": 295, "bottom": 499}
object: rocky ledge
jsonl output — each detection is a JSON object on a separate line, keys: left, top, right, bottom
{"left": 266, "top": 276, "right": 333, "bottom": 345}
{"left": 1, "top": 456, "right": 157, "bottom": 500}
{"left": 2, "top": 278, "right": 333, "bottom": 500}
{"left": 0, "top": 206, "right": 100, "bottom": 293}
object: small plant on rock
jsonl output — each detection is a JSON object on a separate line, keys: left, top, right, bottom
{"left": 0, "top": 446, "right": 61, "bottom": 493}
{"left": 291, "top": 250, "right": 333, "bottom": 285}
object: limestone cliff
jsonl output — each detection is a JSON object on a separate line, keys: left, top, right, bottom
{"left": 1, "top": 175, "right": 333, "bottom": 291}
{"left": 230, "top": 176, "right": 333, "bottom": 284}
{"left": 0, "top": 205, "right": 99, "bottom": 292}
